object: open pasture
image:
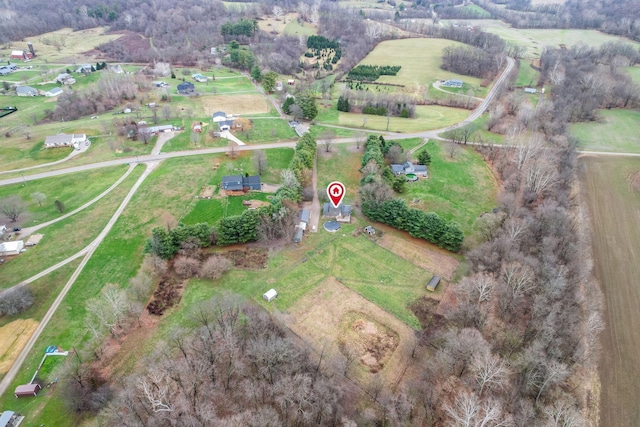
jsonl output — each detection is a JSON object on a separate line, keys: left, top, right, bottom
{"left": 571, "top": 109, "right": 640, "bottom": 153}
{"left": 441, "top": 19, "right": 640, "bottom": 58}
{"left": 354, "top": 38, "right": 484, "bottom": 92}
{"left": 0, "top": 27, "right": 122, "bottom": 63}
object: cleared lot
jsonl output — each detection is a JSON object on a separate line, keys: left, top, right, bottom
{"left": 580, "top": 156, "right": 640, "bottom": 427}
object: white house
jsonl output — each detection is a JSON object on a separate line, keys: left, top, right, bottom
{"left": 524, "top": 87, "right": 537, "bottom": 94}
{"left": 45, "top": 87, "right": 63, "bottom": 97}
{"left": 263, "top": 289, "right": 278, "bottom": 302}
{"left": 212, "top": 111, "right": 227, "bottom": 122}
{"left": 0, "top": 240, "right": 24, "bottom": 256}
{"left": 44, "top": 133, "right": 87, "bottom": 149}
{"left": 76, "top": 64, "right": 92, "bottom": 73}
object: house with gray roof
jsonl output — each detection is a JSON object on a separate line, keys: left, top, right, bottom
{"left": 221, "top": 175, "right": 261, "bottom": 192}
{"left": 44, "top": 133, "right": 87, "bottom": 148}
{"left": 322, "top": 202, "right": 351, "bottom": 223}
{"left": 390, "top": 161, "right": 428, "bottom": 177}
{"left": 16, "top": 86, "right": 38, "bottom": 96}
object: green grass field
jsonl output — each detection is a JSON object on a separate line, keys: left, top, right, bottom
{"left": 0, "top": 166, "right": 144, "bottom": 288}
{"left": 440, "top": 19, "right": 640, "bottom": 58}
{"left": 181, "top": 192, "right": 271, "bottom": 225}
{"left": 354, "top": 38, "right": 484, "bottom": 91}
{"left": 0, "top": 156, "right": 217, "bottom": 424}
{"left": 625, "top": 66, "right": 640, "bottom": 84}
{"left": 182, "top": 230, "right": 427, "bottom": 329}
{"left": 316, "top": 104, "right": 470, "bottom": 133}
{"left": 570, "top": 109, "right": 640, "bottom": 153}
{"left": 0, "top": 165, "right": 131, "bottom": 224}
{"left": 241, "top": 118, "right": 297, "bottom": 143}
{"left": 515, "top": 59, "right": 541, "bottom": 87}
{"left": 440, "top": 113, "right": 505, "bottom": 144}
{"left": 284, "top": 19, "right": 317, "bottom": 36}
{"left": 401, "top": 141, "right": 498, "bottom": 234}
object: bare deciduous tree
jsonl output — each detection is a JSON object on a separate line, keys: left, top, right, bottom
{"left": 320, "top": 129, "right": 335, "bottom": 153}
{"left": 31, "top": 192, "right": 46, "bottom": 206}
{"left": 253, "top": 150, "right": 268, "bottom": 175}
{"left": 0, "top": 196, "right": 27, "bottom": 223}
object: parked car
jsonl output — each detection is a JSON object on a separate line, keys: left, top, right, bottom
{"left": 12, "top": 227, "right": 21, "bottom": 232}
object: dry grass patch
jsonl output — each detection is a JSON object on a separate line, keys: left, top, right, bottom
{"left": 287, "top": 277, "right": 417, "bottom": 385}
{"left": 375, "top": 226, "right": 460, "bottom": 281}
{"left": 0, "top": 27, "right": 122, "bottom": 62}
{"left": 200, "top": 94, "right": 270, "bottom": 115}
{"left": 0, "top": 319, "right": 38, "bottom": 374}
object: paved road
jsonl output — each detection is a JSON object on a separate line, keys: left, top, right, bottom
{"left": 0, "top": 162, "right": 157, "bottom": 398}
{"left": 0, "top": 57, "right": 516, "bottom": 187}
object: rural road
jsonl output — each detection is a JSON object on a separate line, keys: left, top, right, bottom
{"left": 0, "top": 57, "right": 516, "bottom": 186}
{"left": 0, "top": 54, "right": 595, "bottom": 398}
{"left": 0, "top": 162, "right": 157, "bottom": 398}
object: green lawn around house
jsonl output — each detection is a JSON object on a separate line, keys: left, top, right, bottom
{"left": 570, "top": 109, "right": 640, "bottom": 153}
{"left": 399, "top": 141, "right": 498, "bottom": 235}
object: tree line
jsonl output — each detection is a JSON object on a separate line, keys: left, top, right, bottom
{"left": 359, "top": 135, "right": 464, "bottom": 251}
{"left": 346, "top": 64, "right": 402, "bottom": 82}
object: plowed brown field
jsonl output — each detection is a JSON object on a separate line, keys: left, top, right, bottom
{"left": 580, "top": 157, "right": 640, "bottom": 427}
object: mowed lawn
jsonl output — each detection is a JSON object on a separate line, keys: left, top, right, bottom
{"left": 0, "top": 165, "right": 131, "bottom": 224}
{"left": 0, "top": 166, "right": 144, "bottom": 288}
{"left": 515, "top": 59, "right": 541, "bottom": 87}
{"left": 316, "top": 103, "right": 470, "bottom": 132}
{"left": 570, "top": 109, "right": 640, "bottom": 153}
{"left": 400, "top": 141, "right": 498, "bottom": 234}
{"left": 356, "top": 38, "right": 484, "bottom": 90}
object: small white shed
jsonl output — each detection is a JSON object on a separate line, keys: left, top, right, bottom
{"left": 263, "top": 288, "right": 278, "bottom": 302}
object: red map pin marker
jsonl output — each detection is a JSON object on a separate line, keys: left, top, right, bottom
{"left": 327, "top": 181, "right": 346, "bottom": 208}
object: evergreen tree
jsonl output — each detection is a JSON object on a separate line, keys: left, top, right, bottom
{"left": 298, "top": 94, "right": 318, "bottom": 120}
{"left": 417, "top": 149, "right": 432, "bottom": 166}
{"left": 251, "top": 65, "right": 262, "bottom": 82}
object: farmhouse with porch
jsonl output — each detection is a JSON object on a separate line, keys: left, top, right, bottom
{"left": 44, "top": 133, "right": 87, "bottom": 149}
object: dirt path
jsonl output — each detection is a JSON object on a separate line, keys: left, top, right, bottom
{"left": 580, "top": 157, "right": 640, "bottom": 427}
{"left": 309, "top": 151, "right": 321, "bottom": 233}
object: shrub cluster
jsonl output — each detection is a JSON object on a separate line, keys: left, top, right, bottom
{"left": 347, "top": 64, "right": 401, "bottom": 82}
{"left": 221, "top": 19, "right": 257, "bottom": 37}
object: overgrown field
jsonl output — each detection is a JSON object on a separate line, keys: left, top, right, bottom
{"left": 580, "top": 157, "right": 640, "bottom": 427}
{"left": 570, "top": 109, "right": 640, "bottom": 153}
